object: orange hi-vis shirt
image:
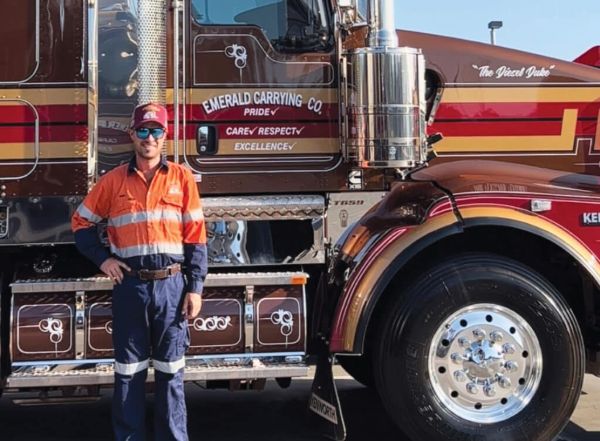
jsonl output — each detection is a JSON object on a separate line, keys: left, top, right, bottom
{"left": 71, "top": 157, "right": 207, "bottom": 293}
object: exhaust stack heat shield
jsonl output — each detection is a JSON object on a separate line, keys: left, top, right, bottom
{"left": 345, "top": 47, "right": 427, "bottom": 169}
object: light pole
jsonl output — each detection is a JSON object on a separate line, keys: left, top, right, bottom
{"left": 488, "top": 21, "right": 503, "bottom": 45}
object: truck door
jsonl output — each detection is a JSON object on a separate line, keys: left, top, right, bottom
{"left": 183, "top": 0, "right": 344, "bottom": 194}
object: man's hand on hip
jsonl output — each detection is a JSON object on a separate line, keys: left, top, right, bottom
{"left": 100, "top": 258, "right": 131, "bottom": 284}
{"left": 182, "top": 292, "right": 202, "bottom": 320}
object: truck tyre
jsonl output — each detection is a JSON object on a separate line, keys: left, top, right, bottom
{"left": 336, "top": 355, "right": 374, "bottom": 388}
{"left": 373, "top": 253, "right": 584, "bottom": 441}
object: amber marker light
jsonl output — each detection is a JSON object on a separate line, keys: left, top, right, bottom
{"left": 291, "top": 275, "right": 308, "bottom": 285}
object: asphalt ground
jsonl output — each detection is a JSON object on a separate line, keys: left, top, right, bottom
{"left": 0, "top": 369, "right": 598, "bottom": 441}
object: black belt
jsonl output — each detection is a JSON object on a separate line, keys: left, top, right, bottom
{"left": 124, "top": 263, "right": 181, "bottom": 281}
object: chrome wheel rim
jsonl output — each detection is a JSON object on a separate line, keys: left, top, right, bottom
{"left": 427, "top": 303, "right": 542, "bottom": 423}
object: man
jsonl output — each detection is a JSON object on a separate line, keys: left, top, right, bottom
{"left": 72, "top": 102, "right": 207, "bottom": 441}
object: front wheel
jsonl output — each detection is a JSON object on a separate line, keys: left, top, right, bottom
{"left": 374, "top": 253, "right": 584, "bottom": 441}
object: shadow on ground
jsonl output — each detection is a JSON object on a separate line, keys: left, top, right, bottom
{"left": 0, "top": 379, "right": 596, "bottom": 441}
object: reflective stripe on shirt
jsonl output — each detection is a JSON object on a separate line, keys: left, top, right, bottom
{"left": 108, "top": 209, "right": 183, "bottom": 228}
{"left": 110, "top": 242, "right": 185, "bottom": 258}
{"left": 183, "top": 208, "right": 204, "bottom": 224}
{"left": 77, "top": 203, "right": 103, "bottom": 223}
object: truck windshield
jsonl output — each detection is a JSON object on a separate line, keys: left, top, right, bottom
{"left": 191, "top": 0, "right": 332, "bottom": 53}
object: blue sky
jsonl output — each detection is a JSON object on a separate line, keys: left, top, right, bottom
{"left": 394, "top": 1, "right": 599, "bottom": 61}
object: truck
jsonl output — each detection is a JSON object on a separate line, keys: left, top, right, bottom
{"left": 0, "top": 0, "right": 599, "bottom": 440}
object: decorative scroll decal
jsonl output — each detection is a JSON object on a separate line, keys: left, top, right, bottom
{"left": 270, "top": 309, "right": 294, "bottom": 337}
{"left": 39, "top": 317, "right": 64, "bottom": 344}
{"left": 225, "top": 44, "right": 247, "bottom": 70}
{"left": 257, "top": 297, "right": 302, "bottom": 346}
{"left": 16, "top": 303, "right": 73, "bottom": 357}
{"left": 105, "top": 320, "right": 113, "bottom": 335}
{"left": 193, "top": 316, "right": 232, "bottom": 332}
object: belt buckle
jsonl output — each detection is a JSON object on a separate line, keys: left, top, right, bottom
{"left": 138, "top": 269, "right": 152, "bottom": 281}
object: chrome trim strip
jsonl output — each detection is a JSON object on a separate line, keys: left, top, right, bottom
{"left": 75, "top": 291, "right": 85, "bottom": 359}
{"left": 12, "top": 358, "right": 114, "bottom": 367}
{"left": 188, "top": 156, "right": 344, "bottom": 175}
{"left": 12, "top": 278, "right": 115, "bottom": 293}
{"left": 244, "top": 285, "right": 255, "bottom": 352}
{"left": 172, "top": 0, "right": 182, "bottom": 162}
{"left": 87, "top": 0, "right": 98, "bottom": 185}
{"left": 196, "top": 155, "right": 336, "bottom": 164}
{"left": 203, "top": 195, "right": 325, "bottom": 220}
{"left": 7, "top": 362, "right": 308, "bottom": 388}
{"left": 11, "top": 272, "right": 309, "bottom": 293}
{"left": 10, "top": 352, "right": 305, "bottom": 367}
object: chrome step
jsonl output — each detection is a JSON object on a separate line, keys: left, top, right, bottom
{"left": 6, "top": 359, "right": 309, "bottom": 388}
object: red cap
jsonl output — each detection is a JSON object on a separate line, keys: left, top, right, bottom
{"left": 130, "top": 102, "right": 168, "bottom": 130}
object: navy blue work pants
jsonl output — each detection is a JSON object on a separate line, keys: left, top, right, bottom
{"left": 111, "top": 272, "right": 189, "bottom": 441}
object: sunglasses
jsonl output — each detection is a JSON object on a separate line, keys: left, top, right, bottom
{"left": 135, "top": 127, "right": 166, "bottom": 140}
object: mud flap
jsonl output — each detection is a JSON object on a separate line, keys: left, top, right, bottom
{"left": 308, "top": 351, "right": 346, "bottom": 441}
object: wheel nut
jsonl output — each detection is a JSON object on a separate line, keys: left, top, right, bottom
{"left": 454, "top": 370, "right": 467, "bottom": 382}
{"left": 473, "top": 328, "right": 486, "bottom": 341}
{"left": 483, "top": 384, "right": 496, "bottom": 397}
{"left": 505, "top": 361, "right": 518, "bottom": 372}
{"left": 502, "top": 343, "right": 516, "bottom": 354}
{"left": 451, "top": 353, "right": 463, "bottom": 364}
{"left": 490, "top": 331, "right": 503, "bottom": 343}
{"left": 499, "top": 376, "right": 512, "bottom": 389}
{"left": 467, "top": 382, "right": 479, "bottom": 394}
{"left": 458, "top": 337, "right": 471, "bottom": 348}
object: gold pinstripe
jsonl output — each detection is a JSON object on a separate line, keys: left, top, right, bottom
{"left": 0, "top": 141, "right": 87, "bottom": 160}
{"left": 0, "top": 88, "right": 86, "bottom": 105}
{"left": 441, "top": 87, "right": 600, "bottom": 103}
{"left": 435, "top": 109, "right": 578, "bottom": 152}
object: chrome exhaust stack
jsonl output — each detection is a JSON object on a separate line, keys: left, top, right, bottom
{"left": 136, "top": 0, "right": 167, "bottom": 105}
{"left": 366, "top": 0, "right": 398, "bottom": 48}
{"left": 343, "top": 0, "right": 428, "bottom": 170}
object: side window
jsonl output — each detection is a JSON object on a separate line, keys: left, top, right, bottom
{"left": 191, "top": 0, "right": 333, "bottom": 53}
{"left": 0, "top": 0, "right": 37, "bottom": 82}
{"left": 357, "top": 0, "right": 368, "bottom": 22}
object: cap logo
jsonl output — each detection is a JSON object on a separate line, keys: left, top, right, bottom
{"left": 143, "top": 111, "right": 157, "bottom": 120}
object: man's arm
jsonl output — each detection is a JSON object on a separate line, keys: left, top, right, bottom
{"left": 71, "top": 178, "right": 111, "bottom": 267}
{"left": 180, "top": 168, "right": 208, "bottom": 319}
{"left": 71, "top": 175, "right": 130, "bottom": 282}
